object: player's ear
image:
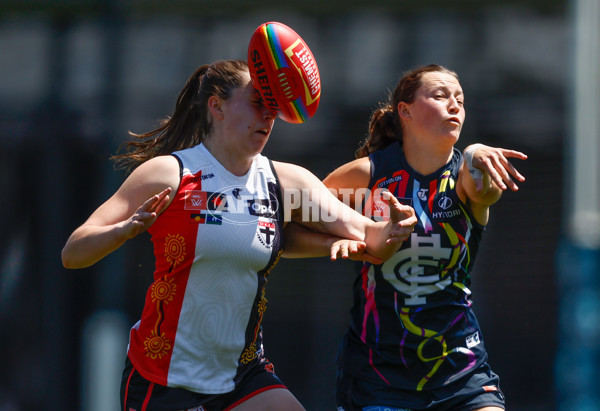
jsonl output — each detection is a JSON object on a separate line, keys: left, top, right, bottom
{"left": 208, "top": 95, "right": 224, "bottom": 120}
{"left": 398, "top": 102, "right": 411, "bottom": 120}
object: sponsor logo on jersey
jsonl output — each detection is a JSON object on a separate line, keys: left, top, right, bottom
{"left": 431, "top": 196, "right": 461, "bottom": 219}
{"left": 189, "top": 172, "right": 215, "bottom": 184}
{"left": 247, "top": 198, "right": 278, "bottom": 218}
{"left": 432, "top": 209, "right": 461, "bottom": 219}
{"left": 376, "top": 174, "right": 403, "bottom": 188}
{"left": 466, "top": 331, "right": 481, "bottom": 348}
{"left": 438, "top": 196, "right": 453, "bottom": 210}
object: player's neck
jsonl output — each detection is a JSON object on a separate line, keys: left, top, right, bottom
{"left": 203, "top": 139, "right": 253, "bottom": 177}
{"left": 403, "top": 138, "right": 453, "bottom": 176}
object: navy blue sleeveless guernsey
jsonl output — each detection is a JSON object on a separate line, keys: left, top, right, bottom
{"left": 336, "top": 141, "right": 487, "bottom": 392}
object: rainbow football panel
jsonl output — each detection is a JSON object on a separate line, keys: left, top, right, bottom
{"left": 262, "top": 23, "right": 308, "bottom": 123}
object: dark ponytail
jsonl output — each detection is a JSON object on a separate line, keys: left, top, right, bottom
{"left": 355, "top": 103, "right": 400, "bottom": 158}
{"left": 111, "top": 60, "right": 249, "bottom": 172}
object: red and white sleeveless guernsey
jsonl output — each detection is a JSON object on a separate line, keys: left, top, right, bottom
{"left": 126, "top": 143, "right": 284, "bottom": 394}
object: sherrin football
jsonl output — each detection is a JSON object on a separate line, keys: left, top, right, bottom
{"left": 248, "top": 22, "right": 321, "bottom": 124}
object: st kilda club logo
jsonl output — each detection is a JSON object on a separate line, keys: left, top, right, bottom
{"left": 256, "top": 218, "right": 276, "bottom": 248}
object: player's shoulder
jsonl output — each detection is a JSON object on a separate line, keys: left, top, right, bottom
{"left": 271, "top": 160, "right": 321, "bottom": 190}
{"left": 125, "top": 155, "right": 180, "bottom": 191}
{"left": 323, "top": 157, "right": 371, "bottom": 189}
{"left": 137, "top": 154, "right": 180, "bottom": 176}
{"left": 271, "top": 160, "right": 309, "bottom": 175}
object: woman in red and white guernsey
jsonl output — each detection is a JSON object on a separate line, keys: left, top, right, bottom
{"left": 61, "top": 60, "right": 416, "bottom": 411}
{"left": 322, "top": 65, "right": 528, "bottom": 410}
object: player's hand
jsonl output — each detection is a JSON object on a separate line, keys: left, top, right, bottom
{"left": 382, "top": 190, "right": 417, "bottom": 245}
{"left": 465, "top": 144, "right": 527, "bottom": 192}
{"left": 330, "top": 239, "right": 383, "bottom": 265}
{"left": 123, "top": 187, "right": 172, "bottom": 239}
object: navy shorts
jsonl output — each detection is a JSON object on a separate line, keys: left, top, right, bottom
{"left": 121, "top": 356, "right": 286, "bottom": 411}
{"left": 336, "top": 363, "right": 505, "bottom": 411}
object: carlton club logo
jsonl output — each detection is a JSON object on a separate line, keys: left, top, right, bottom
{"left": 382, "top": 232, "right": 453, "bottom": 305}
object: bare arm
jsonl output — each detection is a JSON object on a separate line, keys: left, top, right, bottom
{"left": 274, "top": 160, "right": 416, "bottom": 261}
{"left": 322, "top": 157, "right": 372, "bottom": 210}
{"left": 280, "top": 159, "right": 373, "bottom": 259}
{"left": 61, "top": 155, "right": 180, "bottom": 268}
{"left": 282, "top": 222, "right": 383, "bottom": 265}
{"left": 458, "top": 143, "right": 528, "bottom": 225}
{"left": 282, "top": 222, "right": 343, "bottom": 258}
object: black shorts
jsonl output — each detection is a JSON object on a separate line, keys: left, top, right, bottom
{"left": 121, "top": 356, "right": 286, "bottom": 411}
{"left": 336, "top": 363, "right": 505, "bottom": 411}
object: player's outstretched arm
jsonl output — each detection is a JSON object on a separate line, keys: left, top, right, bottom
{"left": 274, "top": 161, "right": 416, "bottom": 261}
{"left": 61, "top": 156, "right": 178, "bottom": 269}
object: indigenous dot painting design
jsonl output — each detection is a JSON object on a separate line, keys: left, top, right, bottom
{"left": 143, "top": 235, "right": 186, "bottom": 360}
{"left": 144, "top": 329, "right": 172, "bottom": 360}
{"left": 164, "top": 233, "right": 186, "bottom": 272}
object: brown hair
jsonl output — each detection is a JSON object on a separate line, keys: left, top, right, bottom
{"left": 111, "top": 60, "right": 249, "bottom": 172}
{"left": 355, "top": 64, "right": 459, "bottom": 158}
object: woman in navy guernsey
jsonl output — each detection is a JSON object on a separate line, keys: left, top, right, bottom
{"left": 322, "top": 65, "right": 527, "bottom": 410}
{"left": 61, "top": 60, "right": 417, "bottom": 411}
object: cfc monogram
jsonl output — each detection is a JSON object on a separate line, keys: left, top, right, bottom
{"left": 382, "top": 233, "right": 452, "bottom": 305}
